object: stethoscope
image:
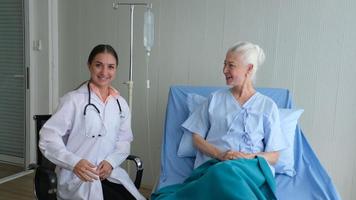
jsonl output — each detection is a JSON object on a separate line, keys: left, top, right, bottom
{"left": 83, "top": 82, "right": 124, "bottom": 119}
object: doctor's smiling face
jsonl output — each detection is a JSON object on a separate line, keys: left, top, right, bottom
{"left": 223, "top": 51, "right": 253, "bottom": 87}
{"left": 88, "top": 52, "right": 117, "bottom": 89}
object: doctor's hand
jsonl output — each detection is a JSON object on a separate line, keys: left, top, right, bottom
{"left": 97, "top": 160, "right": 113, "bottom": 181}
{"left": 73, "top": 159, "right": 99, "bottom": 182}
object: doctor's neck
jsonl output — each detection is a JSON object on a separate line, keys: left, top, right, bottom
{"left": 89, "top": 80, "right": 110, "bottom": 100}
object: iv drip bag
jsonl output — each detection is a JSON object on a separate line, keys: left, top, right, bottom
{"left": 144, "top": 6, "right": 154, "bottom": 55}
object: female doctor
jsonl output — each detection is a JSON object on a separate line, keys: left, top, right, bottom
{"left": 39, "top": 44, "right": 145, "bottom": 200}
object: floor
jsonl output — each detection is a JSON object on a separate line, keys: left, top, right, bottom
{"left": 0, "top": 172, "right": 152, "bottom": 200}
{"left": 0, "top": 172, "right": 34, "bottom": 200}
{"left": 0, "top": 163, "right": 23, "bottom": 179}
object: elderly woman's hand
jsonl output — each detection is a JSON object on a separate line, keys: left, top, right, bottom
{"left": 218, "top": 150, "right": 256, "bottom": 161}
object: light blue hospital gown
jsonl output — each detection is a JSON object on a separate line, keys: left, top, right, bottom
{"left": 182, "top": 88, "right": 288, "bottom": 174}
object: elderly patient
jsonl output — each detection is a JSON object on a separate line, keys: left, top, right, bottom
{"left": 152, "top": 41, "right": 288, "bottom": 200}
{"left": 187, "top": 41, "right": 286, "bottom": 171}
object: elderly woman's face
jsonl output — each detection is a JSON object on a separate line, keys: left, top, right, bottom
{"left": 223, "top": 51, "right": 251, "bottom": 86}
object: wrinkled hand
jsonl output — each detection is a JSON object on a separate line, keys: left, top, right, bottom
{"left": 97, "top": 160, "right": 113, "bottom": 180}
{"left": 217, "top": 150, "right": 256, "bottom": 161}
{"left": 73, "top": 159, "right": 98, "bottom": 182}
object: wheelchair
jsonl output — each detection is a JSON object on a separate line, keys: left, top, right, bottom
{"left": 30, "top": 114, "right": 144, "bottom": 200}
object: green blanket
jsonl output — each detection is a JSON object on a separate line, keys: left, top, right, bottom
{"left": 151, "top": 157, "right": 277, "bottom": 200}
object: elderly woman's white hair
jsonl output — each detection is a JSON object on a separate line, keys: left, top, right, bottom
{"left": 228, "top": 41, "right": 265, "bottom": 81}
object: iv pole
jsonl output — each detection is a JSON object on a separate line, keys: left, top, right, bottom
{"left": 113, "top": 2, "right": 149, "bottom": 109}
{"left": 112, "top": 1, "right": 150, "bottom": 176}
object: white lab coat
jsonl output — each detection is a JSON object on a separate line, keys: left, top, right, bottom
{"left": 39, "top": 84, "right": 145, "bottom": 200}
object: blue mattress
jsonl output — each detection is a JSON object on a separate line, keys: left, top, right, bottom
{"left": 157, "top": 85, "right": 340, "bottom": 200}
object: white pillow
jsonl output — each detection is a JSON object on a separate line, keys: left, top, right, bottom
{"left": 274, "top": 108, "right": 304, "bottom": 176}
{"left": 177, "top": 93, "right": 206, "bottom": 157}
{"left": 177, "top": 93, "right": 303, "bottom": 177}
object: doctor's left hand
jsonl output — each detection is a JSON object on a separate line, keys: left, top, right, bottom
{"left": 97, "top": 160, "right": 113, "bottom": 180}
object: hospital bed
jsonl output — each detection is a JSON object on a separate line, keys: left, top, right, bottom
{"left": 157, "top": 85, "right": 341, "bottom": 200}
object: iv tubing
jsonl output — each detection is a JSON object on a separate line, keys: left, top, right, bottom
{"left": 145, "top": 54, "right": 154, "bottom": 180}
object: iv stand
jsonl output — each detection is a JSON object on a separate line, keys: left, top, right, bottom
{"left": 112, "top": 1, "right": 149, "bottom": 177}
{"left": 113, "top": 2, "right": 149, "bottom": 109}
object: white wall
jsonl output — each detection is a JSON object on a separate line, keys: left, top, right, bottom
{"left": 28, "top": 0, "right": 50, "bottom": 165}
{"left": 36, "top": 0, "right": 356, "bottom": 199}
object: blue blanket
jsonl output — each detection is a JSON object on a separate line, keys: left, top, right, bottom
{"left": 152, "top": 157, "right": 277, "bottom": 200}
